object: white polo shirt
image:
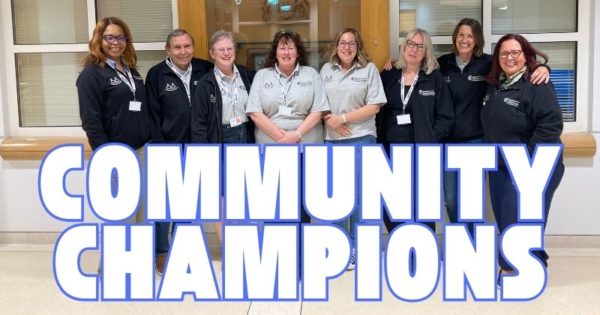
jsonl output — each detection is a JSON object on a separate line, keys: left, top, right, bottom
{"left": 319, "top": 62, "right": 387, "bottom": 140}
{"left": 246, "top": 64, "right": 330, "bottom": 143}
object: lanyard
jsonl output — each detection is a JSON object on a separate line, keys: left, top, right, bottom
{"left": 275, "top": 68, "right": 295, "bottom": 107}
{"left": 106, "top": 59, "right": 137, "bottom": 100}
{"left": 400, "top": 71, "right": 418, "bottom": 113}
{"left": 166, "top": 58, "right": 192, "bottom": 103}
{"left": 215, "top": 68, "right": 240, "bottom": 116}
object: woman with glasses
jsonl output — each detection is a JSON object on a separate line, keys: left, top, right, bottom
{"left": 246, "top": 30, "right": 329, "bottom": 145}
{"left": 378, "top": 28, "right": 454, "bottom": 234}
{"left": 319, "top": 28, "right": 387, "bottom": 270}
{"left": 191, "top": 30, "right": 255, "bottom": 243}
{"left": 436, "top": 19, "right": 549, "bottom": 235}
{"left": 245, "top": 30, "right": 329, "bottom": 281}
{"left": 482, "top": 34, "right": 564, "bottom": 283}
{"left": 77, "top": 17, "right": 153, "bottom": 223}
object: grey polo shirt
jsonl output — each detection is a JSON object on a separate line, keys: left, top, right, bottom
{"left": 214, "top": 65, "right": 249, "bottom": 125}
{"left": 320, "top": 62, "right": 387, "bottom": 140}
{"left": 246, "top": 64, "right": 330, "bottom": 144}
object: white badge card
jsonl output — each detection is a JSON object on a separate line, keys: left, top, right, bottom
{"left": 129, "top": 101, "right": 142, "bottom": 112}
{"left": 396, "top": 114, "right": 411, "bottom": 125}
{"left": 230, "top": 116, "right": 243, "bottom": 127}
{"left": 278, "top": 106, "right": 293, "bottom": 116}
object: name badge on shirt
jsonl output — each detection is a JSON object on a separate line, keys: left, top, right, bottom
{"left": 278, "top": 106, "right": 293, "bottom": 116}
{"left": 129, "top": 101, "right": 142, "bottom": 112}
{"left": 230, "top": 116, "right": 243, "bottom": 127}
{"left": 396, "top": 114, "right": 411, "bottom": 125}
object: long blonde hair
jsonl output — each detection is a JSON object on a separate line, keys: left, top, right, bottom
{"left": 394, "top": 28, "right": 438, "bottom": 74}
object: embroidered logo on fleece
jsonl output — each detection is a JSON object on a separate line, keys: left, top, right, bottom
{"left": 165, "top": 83, "right": 178, "bottom": 92}
{"left": 503, "top": 97, "right": 520, "bottom": 107}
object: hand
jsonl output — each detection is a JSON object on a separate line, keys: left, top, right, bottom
{"left": 530, "top": 66, "right": 550, "bottom": 85}
{"left": 324, "top": 113, "right": 345, "bottom": 130}
{"left": 335, "top": 125, "right": 351, "bottom": 137}
{"left": 277, "top": 131, "right": 301, "bottom": 144}
{"left": 383, "top": 59, "right": 395, "bottom": 71}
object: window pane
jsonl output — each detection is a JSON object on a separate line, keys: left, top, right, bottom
{"left": 16, "top": 51, "right": 165, "bottom": 127}
{"left": 16, "top": 53, "right": 85, "bottom": 127}
{"left": 433, "top": 44, "right": 453, "bottom": 58}
{"left": 492, "top": 0, "right": 577, "bottom": 34}
{"left": 398, "top": 0, "right": 482, "bottom": 36}
{"left": 136, "top": 51, "right": 168, "bottom": 80}
{"left": 206, "top": 0, "right": 360, "bottom": 71}
{"left": 535, "top": 42, "right": 576, "bottom": 122}
{"left": 12, "top": 0, "right": 88, "bottom": 44}
{"left": 96, "top": 0, "right": 173, "bottom": 42}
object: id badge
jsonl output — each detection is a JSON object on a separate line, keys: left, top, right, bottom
{"left": 396, "top": 114, "right": 411, "bottom": 125}
{"left": 129, "top": 101, "right": 142, "bottom": 112}
{"left": 230, "top": 116, "right": 243, "bottom": 127}
{"left": 278, "top": 106, "right": 293, "bottom": 116}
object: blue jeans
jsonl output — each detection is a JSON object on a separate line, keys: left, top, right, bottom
{"left": 155, "top": 123, "right": 249, "bottom": 256}
{"left": 443, "top": 139, "right": 483, "bottom": 235}
{"left": 325, "top": 135, "right": 376, "bottom": 247}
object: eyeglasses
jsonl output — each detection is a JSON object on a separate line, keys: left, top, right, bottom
{"left": 499, "top": 50, "right": 523, "bottom": 59}
{"left": 103, "top": 34, "right": 127, "bottom": 44}
{"left": 406, "top": 40, "right": 425, "bottom": 51}
{"left": 212, "top": 47, "right": 235, "bottom": 55}
{"left": 338, "top": 40, "right": 357, "bottom": 48}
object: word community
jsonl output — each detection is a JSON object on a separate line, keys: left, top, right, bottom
{"left": 40, "top": 143, "right": 562, "bottom": 302}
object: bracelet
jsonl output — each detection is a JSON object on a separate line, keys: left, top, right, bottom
{"left": 341, "top": 114, "right": 348, "bottom": 123}
{"left": 295, "top": 131, "right": 303, "bottom": 140}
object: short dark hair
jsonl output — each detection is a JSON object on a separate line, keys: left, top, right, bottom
{"left": 486, "top": 33, "right": 548, "bottom": 85}
{"left": 263, "top": 30, "right": 308, "bottom": 68}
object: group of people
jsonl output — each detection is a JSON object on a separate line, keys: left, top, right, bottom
{"left": 77, "top": 17, "right": 564, "bottom": 283}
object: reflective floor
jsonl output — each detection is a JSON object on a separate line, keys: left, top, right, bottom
{"left": 1, "top": 237, "right": 599, "bottom": 315}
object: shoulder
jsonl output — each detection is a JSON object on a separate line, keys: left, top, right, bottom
{"left": 254, "top": 67, "right": 271, "bottom": 78}
{"left": 364, "top": 62, "right": 380, "bottom": 72}
{"left": 148, "top": 60, "right": 167, "bottom": 72}
{"left": 437, "top": 53, "right": 454, "bottom": 64}
{"left": 379, "top": 68, "right": 397, "bottom": 82}
{"left": 236, "top": 64, "right": 252, "bottom": 76}
{"left": 319, "top": 62, "right": 333, "bottom": 73}
{"left": 192, "top": 58, "right": 213, "bottom": 69}
{"left": 77, "top": 64, "right": 104, "bottom": 83}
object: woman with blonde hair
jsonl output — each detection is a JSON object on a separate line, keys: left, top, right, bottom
{"left": 319, "top": 27, "right": 387, "bottom": 270}
{"left": 378, "top": 28, "right": 454, "bottom": 233}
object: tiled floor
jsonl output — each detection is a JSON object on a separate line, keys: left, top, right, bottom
{"left": 1, "top": 241, "right": 599, "bottom": 315}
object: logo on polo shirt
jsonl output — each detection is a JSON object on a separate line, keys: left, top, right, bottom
{"left": 444, "top": 75, "right": 452, "bottom": 83}
{"left": 297, "top": 81, "right": 312, "bottom": 87}
{"left": 351, "top": 77, "right": 367, "bottom": 83}
{"left": 264, "top": 81, "right": 274, "bottom": 89}
{"left": 194, "top": 80, "right": 199, "bottom": 86}
{"left": 165, "top": 83, "right": 178, "bottom": 92}
{"left": 109, "top": 77, "right": 122, "bottom": 86}
{"left": 210, "top": 94, "right": 216, "bottom": 103}
{"left": 503, "top": 97, "right": 520, "bottom": 107}
{"left": 419, "top": 89, "right": 435, "bottom": 96}
{"left": 468, "top": 75, "right": 486, "bottom": 82}
{"left": 323, "top": 75, "right": 332, "bottom": 82}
